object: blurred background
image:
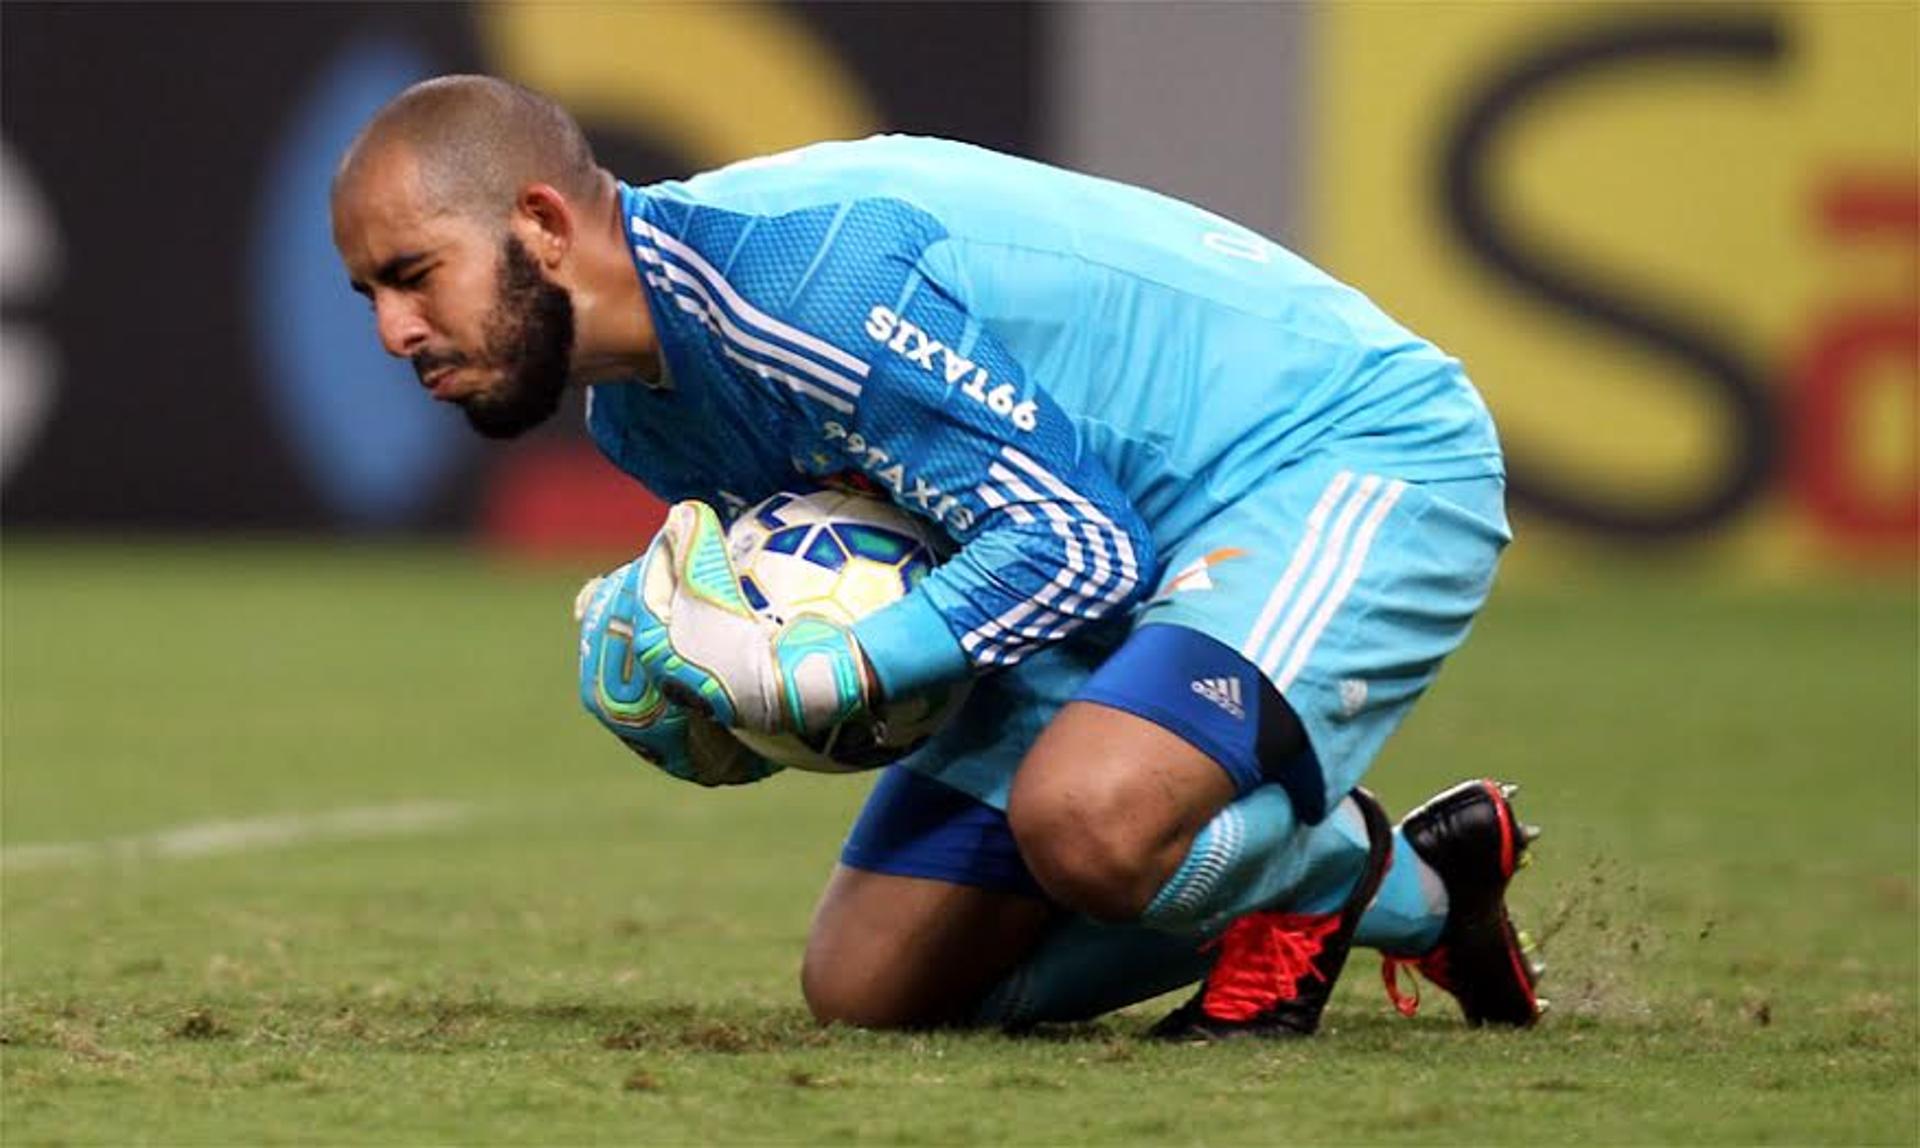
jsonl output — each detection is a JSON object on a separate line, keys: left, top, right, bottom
{"left": 3, "top": 0, "right": 1912, "bottom": 573}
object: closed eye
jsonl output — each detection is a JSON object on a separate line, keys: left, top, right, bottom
{"left": 361, "top": 251, "right": 433, "bottom": 294}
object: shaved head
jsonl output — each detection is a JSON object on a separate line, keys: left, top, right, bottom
{"left": 335, "top": 75, "right": 600, "bottom": 224}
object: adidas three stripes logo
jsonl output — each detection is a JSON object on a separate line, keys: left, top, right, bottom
{"left": 1190, "top": 676, "right": 1246, "bottom": 720}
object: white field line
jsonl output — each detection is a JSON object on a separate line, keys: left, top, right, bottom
{"left": 0, "top": 801, "right": 473, "bottom": 872}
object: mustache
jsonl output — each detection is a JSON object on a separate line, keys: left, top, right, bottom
{"left": 411, "top": 351, "right": 470, "bottom": 382}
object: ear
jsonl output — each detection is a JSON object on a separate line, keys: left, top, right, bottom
{"left": 510, "top": 183, "right": 574, "bottom": 270}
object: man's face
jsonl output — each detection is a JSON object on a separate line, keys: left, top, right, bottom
{"left": 332, "top": 150, "right": 575, "bottom": 439}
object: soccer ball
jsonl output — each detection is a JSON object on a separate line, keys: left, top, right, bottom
{"left": 724, "top": 488, "right": 970, "bottom": 773}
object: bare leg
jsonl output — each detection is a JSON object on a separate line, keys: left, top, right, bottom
{"left": 1008, "top": 702, "right": 1238, "bottom": 921}
{"left": 801, "top": 863, "right": 1054, "bottom": 1029}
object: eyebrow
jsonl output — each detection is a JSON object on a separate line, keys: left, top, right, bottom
{"left": 348, "top": 251, "right": 429, "bottom": 297}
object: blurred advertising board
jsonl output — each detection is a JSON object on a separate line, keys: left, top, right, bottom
{"left": 1314, "top": 2, "right": 1916, "bottom": 575}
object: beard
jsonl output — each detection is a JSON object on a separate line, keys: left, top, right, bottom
{"left": 421, "top": 235, "right": 576, "bottom": 440}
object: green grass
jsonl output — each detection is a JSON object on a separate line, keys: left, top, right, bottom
{"left": 3, "top": 540, "right": 1915, "bottom": 1144}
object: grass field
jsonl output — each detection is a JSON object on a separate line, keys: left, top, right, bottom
{"left": 2, "top": 540, "right": 1914, "bottom": 1145}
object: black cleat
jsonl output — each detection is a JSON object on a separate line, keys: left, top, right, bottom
{"left": 1382, "top": 779, "right": 1545, "bottom": 1026}
{"left": 1150, "top": 787, "right": 1393, "bottom": 1041}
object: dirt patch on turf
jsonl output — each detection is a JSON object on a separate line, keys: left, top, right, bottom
{"left": 600, "top": 1007, "right": 830, "bottom": 1054}
{"left": 168, "top": 1007, "right": 231, "bottom": 1041}
{"left": 54, "top": 1021, "right": 135, "bottom": 1065}
{"left": 784, "top": 1069, "right": 848, "bottom": 1088}
{"left": 623, "top": 1068, "right": 662, "bottom": 1091}
{"left": 1869, "top": 875, "right": 1916, "bottom": 913}
{"left": 987, "top": 1071, "right": 1067, "bottom": 1091}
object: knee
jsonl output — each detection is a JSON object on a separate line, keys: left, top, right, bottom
{"left": 800, "top": 941, "right": 927, "bottom": 1030}
{"left": 800, "top": 958, "right": 894, "bottom": 1029}
{"left": 1009, "top": 701, "right": 1240, "bottom": 922}
{"left": 1007, "top": 782, "right": 1164, "bottom": 922}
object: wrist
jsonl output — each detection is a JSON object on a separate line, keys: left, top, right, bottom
{"left": 851, "top": 593, "right": 971, "bottom": 700}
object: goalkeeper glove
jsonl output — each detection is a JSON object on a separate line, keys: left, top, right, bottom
{"left": 617, "top": 499, "right": 876, "bottom": 734}
{"left": 575, "top": 568, "right": 781, "bottom": 787}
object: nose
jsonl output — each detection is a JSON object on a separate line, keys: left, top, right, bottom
{"left": 373, "top": 293, "right": 431, "bottom": 358}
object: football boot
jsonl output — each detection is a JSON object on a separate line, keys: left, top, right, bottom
{"left": 1380, "top": 779, "right": 1546, "bottom": 1026}
{"left": 1150, "top": 787, "right": 1392, "bottom": 1040}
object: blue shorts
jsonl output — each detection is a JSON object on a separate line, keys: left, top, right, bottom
{"left": 894, "top": 456, "right": 1510, "bottom": 820}
{"left": 841, "top": 766, "right": 1043, "bottom": 897}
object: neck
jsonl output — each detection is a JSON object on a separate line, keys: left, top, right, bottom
{"left": 566, "top": 171, "right": 662, "bottom": 387}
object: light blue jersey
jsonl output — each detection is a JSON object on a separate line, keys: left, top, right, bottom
{"left": 589, "top": 136, "right": 1503, "bottom": 735}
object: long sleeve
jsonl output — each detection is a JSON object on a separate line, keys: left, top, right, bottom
{"left": 825, "top": 252, "right": 1158, "bottom": 699}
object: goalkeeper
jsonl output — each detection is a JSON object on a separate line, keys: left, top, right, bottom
{"left": 331, "top": 76, "right": 1544, "bottom": 1038}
